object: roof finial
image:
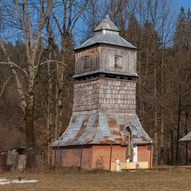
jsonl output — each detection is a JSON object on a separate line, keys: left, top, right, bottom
{"left": 94, "top": 15, "right": 120, "bottom": 32}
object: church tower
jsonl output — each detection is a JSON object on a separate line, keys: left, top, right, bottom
{"left": 52, "top": 17, "right": 152, "bottom": 170}
{"left": 73, "top": 16, "right": 137, "bottom": 115}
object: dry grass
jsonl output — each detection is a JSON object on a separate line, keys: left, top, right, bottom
{"left": 0, "top": 167, "right": 191, "bottom": 191}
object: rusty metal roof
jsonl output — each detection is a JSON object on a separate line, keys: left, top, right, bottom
{"left": 51, "top": 113, "right": 152, "bottom": 147}
{"left": 179, "top": 132, "right": 191, "bottom": 142}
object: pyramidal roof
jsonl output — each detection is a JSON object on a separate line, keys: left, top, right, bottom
{"left": 75, "top": 16, "right": 136, "bottom": 50}
{"left": 94, "top": 16, "right": 120, "bottom": 32}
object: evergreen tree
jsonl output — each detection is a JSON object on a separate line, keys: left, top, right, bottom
{"left": 125, "top": 15, "right": 141, "bottom": 47}
{"left": 186, "top": 8, "right": 191, "bottom": 51}
{"left": 173, "top": 7, "right": 187, "bottom": 50}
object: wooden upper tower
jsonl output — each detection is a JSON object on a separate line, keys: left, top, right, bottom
{"left": 73, "top": 16, "right": 138, "bottom": 116}
{"left": 74, "top": 16, "right": 137, "bottom": 80}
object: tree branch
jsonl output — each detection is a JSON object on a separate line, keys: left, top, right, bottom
{"left": 70, "top": 0, "right": 90, "bottom": 32}
{"left": 52, "top": 14, "right": 63, "bottom": 36}
{"left": 0, "top": 75, "right": 13, "bottom": 97}
{"left": 32, "top": 48, "right": 44, "bottom": 81}
{"left": 0, "top": 38, "right": 26, "bottom": 112}
{"left": 39, "top": 60, "right": 72, "bottom": 72}
{"left": 14, "top": 0, "right": 32, "bottom": 63}
{"left": 0, "top": 62, "right": 28, "bottom": 77}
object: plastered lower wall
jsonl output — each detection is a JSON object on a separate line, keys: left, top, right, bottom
{"left": 53, "top": 145, "right": 153, "bottom": 170}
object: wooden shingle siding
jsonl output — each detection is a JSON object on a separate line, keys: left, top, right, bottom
{"left": 99, "top": 78, "right": 136, "bottom": 114}
{"left": 73, "top": 79, "right": 100, "bottom": 115}
{"left": 73, "top": 78, "right": 136, "bottom": 115}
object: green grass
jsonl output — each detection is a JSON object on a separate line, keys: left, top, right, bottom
{"left": 0, "top": 168, "right": 191, "bottom": 191}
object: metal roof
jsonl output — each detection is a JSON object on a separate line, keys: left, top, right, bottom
{"left": 75, "top": 33, "right": 136, "bottom": 50}
{"left": 75, "top": 17, "right": 136, "bottom": 50}
{"left": 51, "top": 113, "right": 152, "bottom": 147}
{"left": 179, "top": 132, "right": 191, "bottom": 142}
{"left": 73, "top": 70, "right": 138, "bottom": 79}
{"left": 94, "top": 16, "right": 120, "bottom": 32}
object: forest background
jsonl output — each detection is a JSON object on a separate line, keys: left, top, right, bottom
{"left": 0, "top": 0, "right": 191, "bottom": 167}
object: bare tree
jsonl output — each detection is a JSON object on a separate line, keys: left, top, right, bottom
{"left": 0, "top": 0, "right": 53, "bottom": 168}
{"left": 51, "top": 0, "right": 89, "bottom": 140}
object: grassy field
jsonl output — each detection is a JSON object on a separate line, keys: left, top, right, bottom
{"left": 0, "top": 167, "right": 191, "bottom": 191}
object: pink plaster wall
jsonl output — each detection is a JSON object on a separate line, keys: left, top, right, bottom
{"left": 53, "top": 144, "right": 153, "bottom": 170}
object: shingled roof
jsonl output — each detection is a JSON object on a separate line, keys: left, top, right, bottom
{"left": 52, "top": 113, "right": 152, "bottom": 147}
{"left": 75, "top": 16, "right": 136, "bottom": 50}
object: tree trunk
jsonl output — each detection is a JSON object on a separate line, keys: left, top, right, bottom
{"left": 185, "top": 113, "right": 188, "bottom": 165}
{"left": 24, "top": 89, "right": 35, "bottom": 169}
{"left": 160, "top": 47, "right": 165, "bottom": 165}
{"left": 160, "top": 105, "right": 164, "bottom": 164}
{"left": 153, "top": 48, "right": 158, "bottom": 166}
{"left": 176, "top": 85, "right": 181, "bottom": 165}
{"left": 47, "top": 53, "right": 54, "bottom": 164}
{"left": 171, "top": 129, "right": 174, "bottom": 165}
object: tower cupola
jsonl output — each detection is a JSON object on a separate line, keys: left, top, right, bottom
{"left": 74, "top": 16, "right": 137, "bottom": 80}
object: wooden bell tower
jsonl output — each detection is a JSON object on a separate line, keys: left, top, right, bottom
{"left": 52, "top": 16, "right": 153, "bottom": 170}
